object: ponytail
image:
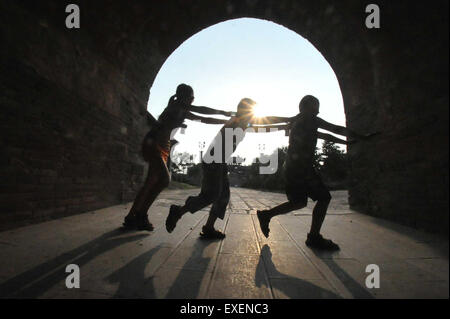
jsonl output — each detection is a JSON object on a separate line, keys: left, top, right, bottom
{"left": 166, "top": 84, "right": 193, "bottom": 108}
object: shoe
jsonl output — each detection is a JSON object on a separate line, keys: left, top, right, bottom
{"left": 305, "top": 233, "right": 340, "bottom": 251}
{"left": 122, "top": 215, "right": 137, "bottom": 230}
{"left": 257, "top": 210, "right": 271, "bottom": 238}
{"left": 199, "top": 226, "right": 226, "bottom": 240}
{"left": 136, "top": 215, "right": 154, "bottom": 231}
{"left": 166, "top": 205, "right": 181, "bottom": 233}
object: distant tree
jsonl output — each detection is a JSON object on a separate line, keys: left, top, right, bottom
{"left": 319, "top": 141, "right": 348, "bottom": 184}
{"left": 313, "top": 146, "right": 322, "bottom": 170}
{"left": 228, "top": 142, "right": 348, "bottom": 191}
{"left": 171, "top": 152, "right": 194, "bottom": 174}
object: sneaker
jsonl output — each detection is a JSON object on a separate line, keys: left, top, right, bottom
{"left": 136, "top": 215, "right": 154, "bottom": 231}
{"left": 122, "top": 215, "right": 137, "bottom": 230}
{"left": 166, "top": 205, "right": 181, "bottom": 233}
{"left": 199, "top": 226, "right": 226, "bottom": 240}
{"left": 305, "top": 233, "right": 340, "bottom": 251}
{"left": 257, "top": 210, "right": 271, "bottom": 238}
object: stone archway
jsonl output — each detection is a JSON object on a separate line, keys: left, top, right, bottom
{"left": 0, "top": 0, "right": 448, "bottom": 233}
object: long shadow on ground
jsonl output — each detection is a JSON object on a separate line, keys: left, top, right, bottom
{"left": 256, "top": 245, "right": 341, "bottom": 299}
{"left": 0, "top": 229, "right": 147, "bottom": 298}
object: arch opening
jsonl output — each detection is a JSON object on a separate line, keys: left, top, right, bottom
{"left": 146, "top": 18, "right": 346, "bottom": 166}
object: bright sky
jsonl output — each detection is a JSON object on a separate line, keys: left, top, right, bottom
{"left": 147, "top": 18, "right": 345, "bottom": 164}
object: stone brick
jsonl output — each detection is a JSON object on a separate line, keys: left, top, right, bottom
{"left": 0, "top": 0, "right": 447, "bottom": 235}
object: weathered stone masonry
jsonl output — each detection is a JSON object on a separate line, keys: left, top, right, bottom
{"left": 0, "top": 0, "right": 448, "bottom": 233}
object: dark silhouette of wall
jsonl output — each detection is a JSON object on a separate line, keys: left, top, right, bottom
{"left": 0, "top": 0, "right": 448, "bottom": 234}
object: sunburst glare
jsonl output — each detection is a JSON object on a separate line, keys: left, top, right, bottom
{"left": 252, "top": 103, "right": 268, "bottom": 118}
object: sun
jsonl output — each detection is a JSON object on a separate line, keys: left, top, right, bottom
{"left": 252, "top": 103, "right": 270, "bottom": 118}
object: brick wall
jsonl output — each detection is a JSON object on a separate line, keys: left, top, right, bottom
{"left": 0, "top": 1, "right": 155, "bottom": 228}
{"left": 0, "top": 0, "right": 448, "bottom": 234}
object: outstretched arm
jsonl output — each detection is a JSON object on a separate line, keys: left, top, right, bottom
{"left": 317, "top": 117, "right": 364, "bottom": 139}
{"left": 185, "top": 112, "right": 229, "bottom": 125}
{"left": 317, "top": 132, "right": 351, "bottom": 145}
{"left": 250, "top": 115, "right": 296, "bottom": 125}
{"left": 189, "top": 105, "right": 232, "bottom": 117}
{"left": 247, "top": 123, "right": 290, "bottom": 133}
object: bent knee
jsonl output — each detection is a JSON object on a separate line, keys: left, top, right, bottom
{"left": 295, "top": 200, "right": 308, "bottom": 210}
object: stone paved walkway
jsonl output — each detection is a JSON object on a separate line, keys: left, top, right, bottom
{"left": 0, "top": 188, "right": 448, "bottom": 299}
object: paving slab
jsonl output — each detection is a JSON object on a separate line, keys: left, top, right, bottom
{"left": 0, "top": 187, "right": 447, "bottom": 299}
